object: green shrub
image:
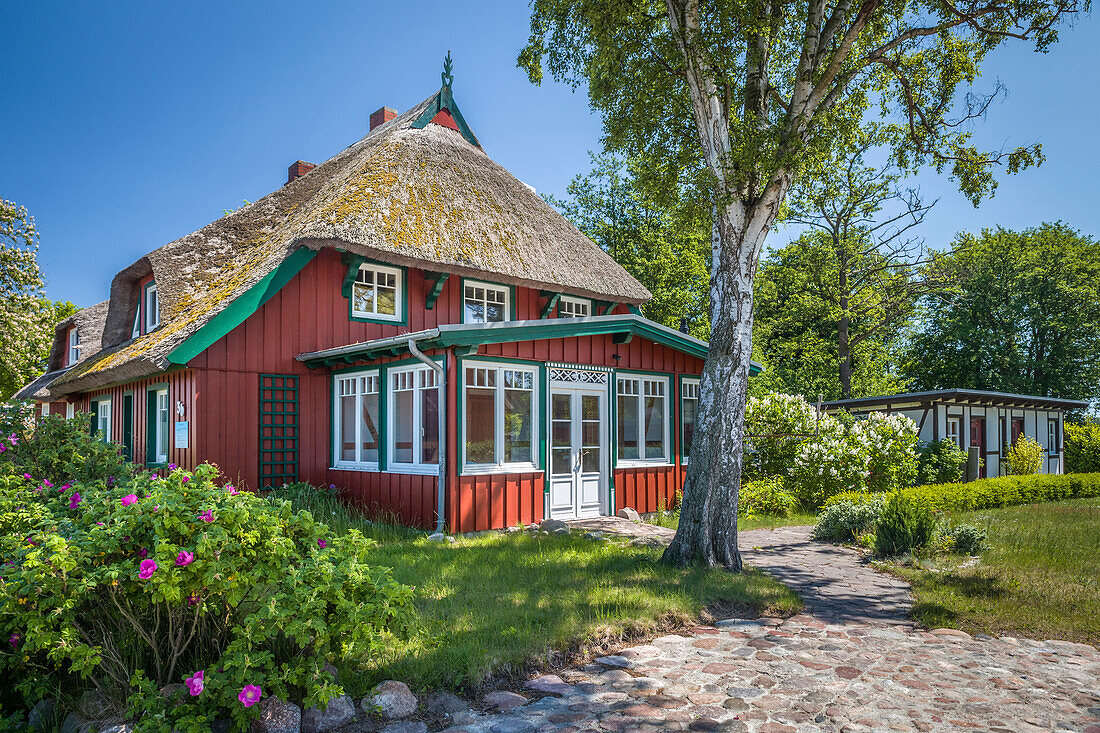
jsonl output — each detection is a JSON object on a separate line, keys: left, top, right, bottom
{"left": 874, "top": 492, "right": 936, "bottom": 557}
{"left": 812, "top": 493, "right": 886, "bottom": 542}
{"left": 827, "top": 472, "right": 1100, "bottom": 514}
{"left": 739, "top": 477, "right": 797, "bottom": 518}
{"left": 0, "top": 405, "right": 130, "bottom": 487}
{"left": 1065, "top": 420, "right": 1100, "bottom": 474}
{"left": 940, "top": 522, "right": 988, "bottom": 555}
{"left": 916, "top": 439, "right": 968, "bottom": 486}
{"left": 0, "top": 464, "right": 416, "bottom": 730}
{"left": 1006, "top": 436, "right": 1044, "bottom": 476}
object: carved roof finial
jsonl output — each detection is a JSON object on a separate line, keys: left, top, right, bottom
{"left": 442, "top": 50, "right": 454, "bottom": 88}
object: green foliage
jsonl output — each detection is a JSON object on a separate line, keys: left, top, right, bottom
{"left": 0, "top": 404, "right": 130, "bottom": 486}
{"left": 939, "top": 522, "right": 988, "bottom": 555}
{"left": 917, "top": 439, "right": 968, "bottom": 486}
{"left": 812, "top": 494, "right": 887, "bottom": 542}
{"left": 738, "top": 477, "right": 797, "bottom": 518}
{"left": 904, "top": 224, "right": 1100, "bottom": 402}
{"left": 744, "top": 393, "right": 820, "bottom": 480}
{"left": 1065, "top": 419, "right": 1100, "bottom": 474}
{"left": 827, "top": 472, "right": 1100, "bottom": 514}
{"left": 0, "top": 464, "right": 416, "bottom": 728}
{"left": 874, "top": 492, "right": 936, "bottom": 557}
{"left": 1006, "top": 435, "right": 1044, "bottom": 476}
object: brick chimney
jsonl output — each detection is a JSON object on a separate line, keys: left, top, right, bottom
{"left": 370, "top": 106, "right": 398, "bottom": 131}
{"left": 286, "top": 160, "right": 315, "bottom": 185}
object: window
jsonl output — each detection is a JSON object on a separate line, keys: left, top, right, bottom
{"left": 1048, "top": 419, "right": 1060, "bottom": 455}
{"left": 152, "top": 389, "right": 169, "bottom": 464}
{"left": 463, "top": 363, "right": 538, "bottom": 471}
{"left": 617, "top": 375, "right": 669, "bottom": 465}
{"left": 131, "top": 305, "right": 141, "bottom": 339}
{"left": 681, "top": 379, "right": 699, "bottom": 461}
{"left": 351, "top": 264, "right": 402, "bottom": 321}
{"left": 389, "top": 365, "right": 440, "bottom": 471}
{"left": 94, "top": 399, "right": 112, "bottom": 442}
{"left": 558, "top": 296, "right": 590, "bottom": 318}
{"left": 333, "top": 372, "right": 381, "bottom": 468}
{"left": 144, "top": 282, "right": 160, "bottom": 331}
{"left": 68, "top": 329, "right": 81, "bottom": 364}
{"left": 463, "top": 280, "right": 509, "bottom": 324}
{"left": 946, "top": 417, "right": 961, "bottom": 448}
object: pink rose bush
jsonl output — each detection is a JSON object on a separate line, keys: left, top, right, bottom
{"left": 0, "top": 453, "right": 414, "bottom": 731}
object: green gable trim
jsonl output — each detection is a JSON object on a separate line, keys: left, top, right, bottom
{"left": 425, "top": 272, "right": 450, "bottom": 310}
{"left": 539, "top": 291, "right": 560, "bottom": 319}
{"left": 341, "top": 253, "right": 366, "bottom": 297}
{"left": 626, "top": 304, "right": 642, "bottom": 316}
{"left": 410, "top": 84, "right": 481, "bottom": 148}
{"left": 167, "top": 247, "right": 318, "bottom": 365}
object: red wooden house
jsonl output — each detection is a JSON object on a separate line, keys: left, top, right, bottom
{"left": 17, "top": 75, "right": 760, "bottom": 532}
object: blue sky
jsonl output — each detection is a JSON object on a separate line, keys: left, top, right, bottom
{"left": 3, "top": 2, "right": 1097, "bottom": 307}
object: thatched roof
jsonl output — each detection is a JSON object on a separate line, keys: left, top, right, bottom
{"left": 13, "top": 300, "right": 108, "bottom": 401}
{"left": 45, "top": 84, "right": 650, "bottom": 397}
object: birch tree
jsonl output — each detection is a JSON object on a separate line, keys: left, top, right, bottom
{"left": 520, "top": 0, "right": 1084, "bottom": 569}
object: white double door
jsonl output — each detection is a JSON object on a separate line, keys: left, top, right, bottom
{"left": 548, "top": 385, "right": 607, "bottom": 520}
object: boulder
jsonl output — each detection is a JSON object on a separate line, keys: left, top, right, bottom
{"left": 99, "top": 725, "right": 134, "bottom": 733}
{"left": 552, "top": 527, "right": 570, "bottom": 535}
{"left": 60, "top": 712, "right": 86, "bottom": 733}
{"left": 422, "top": 691, "right": 467, "bottom": 716}
{"left": 366, "top": 680, "right": 417, "bottom": 720}
{"left": 538, "top": 519, "right": 568, "bottom": 533}
{"left": 159, "top": 683, "right": 187, "bottom": 703}
{"left": 75, "top": 691, "right": 110, "bottom": 720}
{"left": 301, "top": 694, "right": 355, "bottom": 733}
{"left": 249, "top": 697, "right": 302, "bottom": 733}
{"left": 427, "top": 532, "right": 447, "bottom": 542}
{"left": 380, "top": 723, "right": 427, "bottom": 733}
{"left": 617, "top": 507, "right": 641, "bottom": 522}
{"left": 482, "top": 691, "right": 527, "bottom": 712}
{"left": 27, "top": 699, "right": 58, "bottom": 731}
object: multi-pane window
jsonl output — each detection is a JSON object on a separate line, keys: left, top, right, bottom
{"left": 463, "top": 281, "right": 509, "bottom": 324}
{"left": 681, "top": 379, "right": 699, "bottom": 461}
{"left": 946, "top": 417, "right": 961, "bottom": 448}
{"left": 145, "top": 282, "right": 160, "bottom": 331}
{"left": 153, "top": 389, "right": 169, "bottom": 464}
{"left": 68, "top": 329, "right": 81, "bottom": 364}
{"left": 334, "top": 372, "right": 380, "bottom": 467}
{"left": 352, "top": 264, "right": 401, "bottom": 321}
{"left": 558, "top": 296, "right": 590, "bottom": 318}
{"left": 390, "top": 366, "right": 440, "bottom": 469}
{"left": 617, "top": 376, "right": 668, "bottom": 464}
{"left": 95, "top": 400, "right": 112, "bottom": 442}
{"left": 464, "top": 364, "right": 537, "bottom": 470}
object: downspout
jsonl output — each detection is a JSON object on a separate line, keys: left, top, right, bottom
{"left": 408, "top": 338, "right": 447, "bottom": 534}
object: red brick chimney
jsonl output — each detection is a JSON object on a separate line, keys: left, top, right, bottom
{"left": 286, "top": 160, "right": 315, "bottom": 185}
{"left": 370, "top": 106, "right": 398, "bottom": 131}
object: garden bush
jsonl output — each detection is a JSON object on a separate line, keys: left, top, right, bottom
{"left": 0, "top": 463, "right": 416, "bottom": 731}
{"left": 738, "top": 477, "right": 797, "bottom": 518}
{"left": 1065, "top": 420, "right": 1100, "bottom": 474}
{"left": 826, "top": 472, "right": 1100, "bottom": 514}
{"left": 916, "top": 439, "right": 968, "bottom": 486}
{"left": 0, "top": 403, "right": 130, "bottom": 486}
{"left": 874, "top": 492, "right": 936, "bottom": 557}
{"left": 1005, "top": 435, "right": 1043, "bottom": 476}
{"left": 939, "top": 522, "right": 988, "bottom": 555}
{"left": 812, "top": 493, "right": 887, "bottom": 542}
{"left": 744, "top": 393, "right": 820, "bottom": 480}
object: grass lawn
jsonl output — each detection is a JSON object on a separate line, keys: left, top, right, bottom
{"left": 273, "top": 487, "right": 802, "bottom": 696}
{"left": 646, "top": 509, "right": 818, "bottom": 532}
{"left": 888, "top": 498, "right": 1100, "bottom": 647}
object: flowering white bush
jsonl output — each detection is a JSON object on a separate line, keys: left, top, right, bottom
{"left": 745, "top": 393, "right": 821, "bottom": 479}
{"left": 860, "top": 412, "right": 919, "bottom": 492}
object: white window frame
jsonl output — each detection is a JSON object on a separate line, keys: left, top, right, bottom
{"left": 131, "top": 305, "right": 141, "bottom": 339}
{"left": 557, "top": 296, "right": 591, "bottom": 318}
{"left": 95, "top": 399, "right": 112, "bottom": 443}
{"left": 350, "top": 263, "right": 403, "bottom": 322}
{"left": 461, "top": 360, "right": 540, "bottom": 475}
{"left": 616, "top": 374, "right": 671, "bottom": 467}
{"left": 462, "top": 279, "right": 510, "bottom": 324}
{"left": 681, "top": 378, "right": 700, "bottom": 464}
{"left": 946, "top": 416, "right": 962, "bottom": 448}
{"left": 387, "top": 364, "right": 441, "bottom": 475}
{"left": 68, "top": 328, "right": 81, "bottom": 364}
{"left": 144, "top": 282, "right": 160, "bottom": 331}
{"left": 153, "top": 389, "right": 170, "bottom": 464}
{"left": 1048, "top": 419, "right": 1059, "bottom": 455}
{"left": 332, "top": 370, "right": 381, "bottom": 471}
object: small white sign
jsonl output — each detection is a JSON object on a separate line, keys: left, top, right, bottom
{"left": 174, "top": 421, "right": 189, "bottom": 449}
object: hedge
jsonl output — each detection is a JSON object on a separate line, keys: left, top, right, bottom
{"left": 825, "top": 472, "right": 1100, "bottom": 514}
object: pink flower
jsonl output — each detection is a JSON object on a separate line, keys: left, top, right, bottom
{"left": 225, "top": 484, "right": 238, "bottom": 495}
{"left": 238, "top": 685, "right": 262, "bottom": 707}
{"left": 139, "top": 547, "right": 148, "bottom": 558}
{"left": 168, "top": 463, "right": 177, "bottom": 471}
{"left": 121, "top": 494, "right": 137, "bottom": 507}
{"left": 0, "top": 444, "right": 7, "bottom": 453}
{"left": 198, "top": 510, "right": 214, "bottom": 523}
{"left": 22, "top": 473, "right": 31, "bottom": 481}
{"left": 187, "top": 593, "right": 201, "bottom": 606}
{"left": 42, "top": 480, "right": 52, "bottom": 488}
{"left": 69, "top": 493, "right": 82, "bottom": 510}
{"left": 95, "top": 522, "right": 105, "bottom": 527}
{"left": 176, "top": 550, "right": 194, "bottom": 567}
{"left": 9, "top": 432, "right": 18, "bottom": 446}
{"left": 184, "top": 670, "right": 204, "bottom": 696}
{"left": 59, "top": 483, "right": 70, "bottom": 492}
{"left": 318, "top": 539, "right": 327, "bottom": 549}
{"left": 139, "top": 559, "right": 157, "bottom": 580}
{"left": 182, "top": 476, "right": 190, "bottom": 483}
{"left": 8, "top": 633, "right": 19, "bottom": 649}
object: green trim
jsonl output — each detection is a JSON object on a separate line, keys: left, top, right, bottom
{"left": 346, "top": 258, "right": 409, "bottom": 326}
{"left": 122, "top": 391, "right": 134, "bottom": 461}
{"left": 425, "top": 272, "right": 450, "bottom": 310}
{"left": 378, "top": 363, "right": 388, "bottom": 471}
{"left": 456, "top": 355, "right": 544, "bottom": 474}
{"left": 168, "top": 247, "right": 317, "bottom": 365}
{"left": 594, "top": 301, "right": 615, "bottom": 316}
{"left": 259, "top": 374, "right": 299, "bottom": 486}
{"left": 459, "top": 277, "right": 516, "bottom": 324}
{"left": 340, "top": 254, "right": 366, "bottom": 297}
{"left": 142, "top": 280, "right": 159, "bottom": 333}
{"left": 145, "top": 383, "right": 168, "bottom": 466}
{"left": 90, "top": 395, "right": 111, "bottom": 438}
{"left": 626, "top": 304, "right": 642, "bottom": 316}
{"left": 677, "top": 375, "right": 701, "bottom": 465}
{"left": 612, "top": 369, "right": 675, "bottom": 467}
{"left": 539, "top": 291, "right": 560, "bottom": 319}
{"left": 409, "top": 84, "right": 481, "bottom": 148}
{"left": 608, "top": 369, "right": 617, "bottom": 510}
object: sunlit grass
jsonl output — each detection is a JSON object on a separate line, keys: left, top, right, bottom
{"left": 646, "top": 509, "right": 818, "bottom": 532}
{"left": 889, "top": 498, "right": 1100, "bottom": 646}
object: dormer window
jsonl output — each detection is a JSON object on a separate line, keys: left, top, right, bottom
{"left": 68, "top": 329, "right": 81, "bottom": 364}
{"left": 463, "top": 280, "right": 510, "bottom": 324}
{"left": 351, "top": 263, "right": 402, "bottom": 322}
{"left": 144, "top": 281, "right": 160, "bottom": 331}
{"left": 558, "top": 296, "right": 591, "bottom": 318}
